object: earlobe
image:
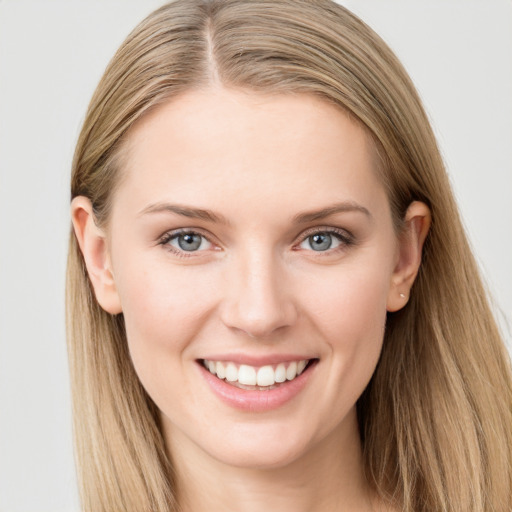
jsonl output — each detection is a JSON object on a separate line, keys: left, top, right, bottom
{"left": 386, "top": 201, "right": 431, "bottom": 312}
{"left": 71, "top": 196, "right": 122, "bottom": 314}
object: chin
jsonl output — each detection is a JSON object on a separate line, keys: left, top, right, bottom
{"left": 201, "top": 424, "right": 316, "bottom": 470}
{"left": 212, "top": 445, "right": 308, "bottom": 470}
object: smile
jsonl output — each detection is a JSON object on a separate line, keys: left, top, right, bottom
{"left": 201, "top": 359, "right": 314, "bottom": 390}
{"left": 197, "top": 356, "right": 318, "bottom": 411}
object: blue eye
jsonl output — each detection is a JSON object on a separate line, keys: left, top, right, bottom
{"left": 162, "top": 231, "right": 212, "bottom": 252}
{"left": 307, "top": 233, "right": 335, "bottom": 251}
{"left": 299, "top": 230, "right": 351, "bottom": 252}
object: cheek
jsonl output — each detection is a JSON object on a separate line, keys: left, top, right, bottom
{"left": 118, "top": 256, "right": 215, "bottom": 324}
{"left": 302, "top": 255, "right": 391, "bottom": 340}
{"left": 113, "top": 255, "right": 219, "bottom": 383}
{"left": 300, "top": 258, "right": 391, "bottom": 406}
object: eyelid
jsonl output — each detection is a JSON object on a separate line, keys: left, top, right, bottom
{"left": 296, "top": 226, "right": 354, "bottom": 243}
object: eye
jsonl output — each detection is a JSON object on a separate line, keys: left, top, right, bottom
{"left": 298, "top": 229, "right": 353, "bottom": 252}
{"left": 160, "top": 230, "right": 213, "bottom": 253}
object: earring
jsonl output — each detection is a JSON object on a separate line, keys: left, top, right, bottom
{"left": 399, "top": 293, "right": 406, "bottom": 299}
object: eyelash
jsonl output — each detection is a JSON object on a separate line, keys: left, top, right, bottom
{"left": 157, "top": 227, "right": 355, "bottom": 258}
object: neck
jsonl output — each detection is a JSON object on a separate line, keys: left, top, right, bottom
{"left": 165, "top": 409, "right": 377, "bottom": 512}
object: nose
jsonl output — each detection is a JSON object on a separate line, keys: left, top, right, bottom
{"left": 219, "top": 249, "right": 298, "bottom": 339}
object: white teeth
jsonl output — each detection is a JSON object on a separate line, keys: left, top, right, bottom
{"left": 203, "top": 359, "right": 312, "bottom": 388}
{"left": 275, "top": 363, "right": 286, "bottom": 383}
{"left": 216, "top": 361, "right": 226, "bottom": 379}
{"left": 225, "top": 362, "right": 238, "bottom": 382}
{"left": 286, "top": 361, "right": 298, "bottom": 380}
{"left": 256, "top": 365, "right": 275, "bottom": 387}
{"left": 238, "top": 365, "right": 257, "bottom": 385}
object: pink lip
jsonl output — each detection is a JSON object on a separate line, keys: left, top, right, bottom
{"left": 197, "top": 359, "right": 318, "bottom": 413}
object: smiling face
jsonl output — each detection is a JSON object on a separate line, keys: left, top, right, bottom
{"left": 73, "top": 87, "right": 425, "bottom": 472}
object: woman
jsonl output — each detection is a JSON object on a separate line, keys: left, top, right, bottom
{"left": 66, "top": 1, "right": 512, "bottom": 511}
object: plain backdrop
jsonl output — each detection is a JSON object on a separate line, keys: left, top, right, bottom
{"left": 0, "top": 1, "right": 511, "bottom": 510}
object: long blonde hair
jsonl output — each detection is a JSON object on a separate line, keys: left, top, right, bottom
{"left": 66, "top": 1, "right": 512, "bottom": 510}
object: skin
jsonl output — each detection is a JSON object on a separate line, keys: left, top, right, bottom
{"left": 72, "top": 87, "right": 430, "bottom": 512}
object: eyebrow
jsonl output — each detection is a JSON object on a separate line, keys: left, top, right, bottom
{"left": 138, "top": 201, "right": 371, "bottom": 225}
{"left": 138, "top": 202, "right": 231, "bottom": 225}
{"left": 291, "top": 202, "right": 372, "bottom": 224}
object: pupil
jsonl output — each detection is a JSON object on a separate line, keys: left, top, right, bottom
{"left": 310, "top": 233, "right": 332, "bottom": 251}
{"left": 178, "top": 233, "right": 201, "bottom": 251}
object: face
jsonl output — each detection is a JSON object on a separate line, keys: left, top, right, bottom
{"left": 96, "top": 88, "right": 405, "bottom": 469}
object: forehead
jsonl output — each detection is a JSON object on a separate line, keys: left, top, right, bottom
{"left": 114, "top": 87, "right": 388, "bottom": 222}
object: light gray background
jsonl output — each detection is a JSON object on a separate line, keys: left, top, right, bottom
{"left": 0, "top": 1, "right": 511, "bottom": 511}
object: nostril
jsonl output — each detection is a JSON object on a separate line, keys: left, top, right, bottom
{"left": 219, "top": 263, "right": 298, "bottom": 338}
{"left": 220, "top": 299, "right": 298, "bottom": 339}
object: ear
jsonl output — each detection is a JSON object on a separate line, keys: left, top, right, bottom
{"left": 71, "top": 196, "right": 122, "bottom": 314}
{"left": 386, "top": 201, "right": 431, "bottom": 312}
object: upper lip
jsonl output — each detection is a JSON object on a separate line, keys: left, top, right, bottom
{"left": 198, "top": 354, "right": 318, "bottom": 366}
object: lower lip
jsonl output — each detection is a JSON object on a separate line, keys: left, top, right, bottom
{"left": 197, "top": 361, "right": 317, "bottom": 412}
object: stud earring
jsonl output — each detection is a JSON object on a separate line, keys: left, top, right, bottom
{"left": 399, "top": 293, "right": 406, "bottom": 299}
